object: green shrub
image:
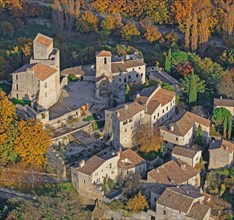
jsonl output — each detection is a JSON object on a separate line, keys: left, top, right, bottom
{"left": 10, "top": 98, "right": 31, "bottom": 106}
{"left": 68, "top": 74, "right": 78, "bottom": 82}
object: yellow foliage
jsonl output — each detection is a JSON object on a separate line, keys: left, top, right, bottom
{"left": 0, "top": 91, "right": 16, "bottom": 144}
{"left": 120, "top": 22, "right": 140, "bottom": 41}
{"left": 14, "top": 119, "right": 51, "bottom": 167}
{"left": 127, "top": 192, "right": 148, "bottom": 212}
{"left": 144, "top": 25, "right": 162, "bottom": 43}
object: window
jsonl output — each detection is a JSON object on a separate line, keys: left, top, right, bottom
{"left": 162, "top": 109, "right": 165, "bottom": 113}
{"left": 104, "top": 57, "right": 107, "bottom": 64}
{"left": 16, "top": 93, "right": 18, "bottom": 99}
{"left": 136, "top": 73, "right": 139, "bottom": 77}
{"left": 119, "top": 73, "right": 122, "bottom": 76}
{"left": 132, "top": 68, "right": 135, "bottom": 71}
{"left": 119, "top": 78, "right": 121, "bottom": 82}
{"left": 45, "top": 82, "right": 47, "bottom": 88}
{"left": 16, "top": 75, "right": 18, "bottom": 80}
{"left": 83, "top": 179, "right": 86, "bottom": 183}
{"left": 176, "top": 137, "right": 178, "bottom": 141}
{"left": 16, "top": 84, "right": 18, "bottom": 90}
{"left": 163, "top": 210, "right": 166, "bottom": 215}
{"left": 139, "top": 67, "right": 141, "bottom": 70}
{"left": 158, "top": 113, "right": 159, "bottom": 117}
{"left": 125, "top": 128, "right": 127, "bottom": 132}
{"left": 154, "top": 115, "right": 156, "bottom": 119}
{"left": 128, "top": 75, "right": 131, "bottom": 79}
{"left": 124, "top": 78, "right": 127, "bottom": 83}
{"left": 109, "top": 163, "right": 112, "bottom": 168}
{"left": 166, "top": 106, "right": 168, "bottom": 110}
{"left": 141, "top": 73, "right": 143, "bottom": 77}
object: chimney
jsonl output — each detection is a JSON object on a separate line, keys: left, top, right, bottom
{"left": 79, "top": 160, "right": 85, "bottom": 168}
{"left": 220, "top": 96, "right": 222, "bottom": 99}
{"left": 117, "top": 112, "right": 120, "bottom": 117}
{"left": 180, "top": 163, "right": 186, "bottom": 170}
{"left": 170, "top": 125, "right": 174, "bottom": 131}
{"left": 126, "top": 55, "right": 130, "bottom": 60}
{"left": 124, "top": 104, "right": 128, "bottom": 110}
{"left": 136, "top": 93, "right": 140, "bottom": 99}
{"left": 156, "top": 169, "right": 159, "bottom": 173}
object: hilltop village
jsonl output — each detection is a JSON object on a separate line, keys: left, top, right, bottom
{"left": 1, "top": 33, "right": 233, "bottom": 219}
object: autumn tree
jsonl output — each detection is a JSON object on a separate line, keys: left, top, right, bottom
{"left": 120, "top": 22, "right": 140, "bottom": 41}
{"left": 123, "top": 173, "right": 141, "bottom": 198}
{"left": 77, "top": 11, "right": 98, "bottom": 33}
{"left": 217, "top": 70, "right": 234, "bottom": 99}
{"left": 144, "top": 25, "right": 162, "bottom": 43}
{"left": 127, "top": 192, "right": 148, "bottom": 212}
{"left": 134, "top": 123, "right": 162, "bottom": 153}
{"left": 0, "top": 91, "right": 16, "bottom": 145}
{"left": 14, "top": 119, "right": 51, "bottom": 166}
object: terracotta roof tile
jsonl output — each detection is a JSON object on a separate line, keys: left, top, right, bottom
{"left": 96, "top": 50, "right": 112, "bottom": 57}
{"left": 148, "top": 160, "right": 199, "bottom": 185}
{"left": 209, "top": 139, "right": 234, "bottom": 154}
{"left": 123, "top": 59, "right": 145, "bottom": 69}
{"left": 172, "top": 146, "right": 200, "bottom": 159}
{"left": 111, "top": 63, "right": 127, "bottom": 73}
{"left": 186, "top": 202, "right": 210, "bottom": 220}
{"left": 61, "top": 66, "right": 84, "bottom": 76}
{"left": 160, "top": 111, "right": 210, "bottom": 136}
{"left": 13, "top": 63, "right": 57, "bottom": 81}
{"left": 214, "top": 98, "right": 234, "bottom": 107}
{"left": 115, "top": 102, "right": 144, "bottom": 122}
{"left": 77, "top": 155, "right": 105, "bottom": 175}
{"left": 35, "top": 33, "right": 53, "bottom": 47}
{"left": 118, "top": 149, "right": 145, "bottom": 170}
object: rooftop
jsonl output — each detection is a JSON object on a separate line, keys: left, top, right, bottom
{"left": 118, "top": 149, "right": 145, "bottom": 170}
{"left": 157, "top": 186, "right": 203, "bottom": 213}
{"left": 147, "top": 160, "right": 199, "bottom": 185}
{"left": 209, "top": 139, "right": 234, "bottom": 153}
{"left": 34, "top": 33, "right": 53, "bottom": 47}
{"left": 14, "top": 63, "right": 57, "bottom": 81}
{"left": 214, "top": 98, "right": 234, "bottom": 107}
{"left": 77, "top": 155, "right": 105, "bottom": 175}
{"left": 115, "top": 102, "right": 144, "bottom": 122}
{"left": 160, "top": 111, "right": 210, "bottom": 136}
{"left": 172, "top": 146, "right": 201, "bottom": 159}
{"left": 96, "top": 50, "right": 112, "bottom": 57}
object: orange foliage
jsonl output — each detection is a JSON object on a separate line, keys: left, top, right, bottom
{"left": 14, "top": 119, "right": 51, "bottom": 166}
{"left": 0, "top": 91, "right": 16, "bottom": 145}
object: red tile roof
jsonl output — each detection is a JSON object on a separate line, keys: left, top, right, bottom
{"left": 35, "top": 33, "right": 53, "bottom": 47}
{"left": 96, "top": 50, "right": 112, "bottom": 57}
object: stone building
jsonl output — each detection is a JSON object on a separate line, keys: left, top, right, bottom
{"left": 71, "top": 148, "right": 146, "bottom": 200}
{"left": 112, "top": 102, "right": 145, "bottom": 148}
{"left": 172, "top": 145, "right": 202, "bottom": 167}
{"left": 156, "top": 186, "right": 211, "bottom": 220}
{"left": 11, "top": 33, "right": 63, "bottom": 109}
{"left": 95, "top": 50, "right": 146, "bottom": 98}
{"left": 209, "top": 139, "right": 234, "bottom": 169}
{"left": 147, "top": 160, "right": 200, "bottom": 187}
{"left": 214, "top": 98, "right": 234, "bottom": 119}
{"left": 135, "top": 85, "right": 176, "bottom": 127}
{"left": 159, "top": 111, "right": 211, "bottom": 149}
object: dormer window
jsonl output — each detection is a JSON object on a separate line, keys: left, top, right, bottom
{"left": 104, "top": 57, "right": 107, "bottom": 64}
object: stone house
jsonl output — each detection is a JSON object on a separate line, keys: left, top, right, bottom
{"left": 118, "top": 149, "right": 147, "bottom": 178}
{"left": 95, "top": 50, "right": 146, "bottom": 98}
{"left": 147, "top": 160, "right": 200, "bottom": 187}
{"left": 11, "top": 33, "right": 63, "bottom": 109}
{"left": 112, "top": 102, "right": 145, "bottom": 148}
{"left": 209, "top": 139, "right": 234, "bottom": 169}
{"left": 159, "top": 111, "right": 211, "bottom": 150}
{"left": 172, "top": 145, "right": 202, "bottom": 167}
{"left": 214, "top": 98, "right": 234, "bottom": 119}
{"left": 71, "top": 148, "right": 146, "bottom": 200}
{"left": 135, "top": 85, "right": 176, "bottom": 127}
{"left": 156, "top": 185, "right": 211, "bottom": 220}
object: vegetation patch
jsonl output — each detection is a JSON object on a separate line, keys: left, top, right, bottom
{"left": 0, "top": 83, "right": 11, "bottom": 95}
{"left": 68, "top": 74, "right": 79, "bottom": 82}
{"left": 10, "top": 98, "right": 31, "bottom": 106}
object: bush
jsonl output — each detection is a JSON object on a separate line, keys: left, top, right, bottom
{"left": 10, "top": 98, "right": 31, "bottom": 106}
{"left": 68, "top": 74, "right": 78, "bottom": 82}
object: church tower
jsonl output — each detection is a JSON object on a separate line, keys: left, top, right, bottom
{"left": 96, "top": 50, "right": 112, "bottom": 79}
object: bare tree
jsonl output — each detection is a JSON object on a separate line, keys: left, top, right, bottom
{"left": 52, "top": 0, "right": 64, "bottom": 33}
{"left": 62, "top": 0, "right": 81, "bottom": 32}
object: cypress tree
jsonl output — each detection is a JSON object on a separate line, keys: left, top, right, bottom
{"left": 165, "top": 48, "right": 172, "bottom": 73}
{"left": 188, "top": 70, "right": 197, "bottom": 105}
{"left": 195, "top": 124, "right": 203, "bottom": 145}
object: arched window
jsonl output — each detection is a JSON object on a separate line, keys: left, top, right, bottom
{"left": 104, "top": 57, "right": 107, "bottom": 64}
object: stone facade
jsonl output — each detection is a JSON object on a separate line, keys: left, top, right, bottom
{"left": 209, "top": 139, "right": 234, "bottom": 169}
{"left": 160, "top": 112, "right": 211, "bottom": 149}
{"left": 11, "top": 33, "right": 63, "bottom": 109}
{"left": 95, "top": 51, "right": 146, "bottom": 98}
